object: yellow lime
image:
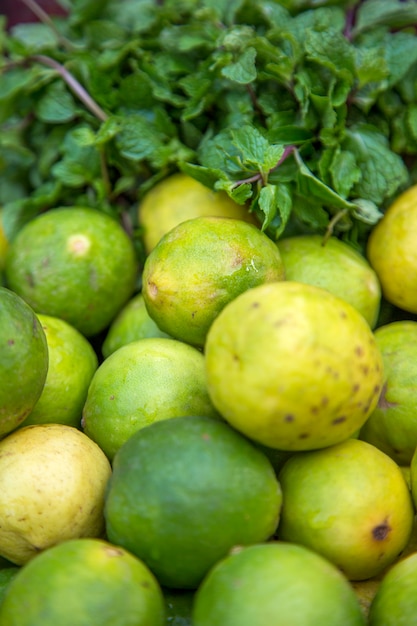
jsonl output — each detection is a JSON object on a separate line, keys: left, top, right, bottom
{"left": 0, "top": 424, "right": 112, "bottom": 565}
{"left": 359, "top": 321, "right": 417, "bottom": 466}
{"left": 22, "top": 314, "right": 98, "bottom": 428}
{"left": 205, "top": 281, "right": 384, "bottom": 451}
{"left": 5, "top": 207, "right": 138, "bottom": 337}
{"left": 193, "top": 543, "right": 366, "bottom": 626}
{"left": 277, "top": 438, "right": 414, "bottom": 580}
{"left": 101, "top": 292, "right": 171, "bottom": 359}
{"left": 142, "top": 216, "right": 285, "bottom": 347}
{"left": 0, "top": 538, "right": 165, "bottom": 626}
{"left": 82, "top": 338, "right": 220, "bottom": 461}
{"left": 278, "top": 234, "right": 381, "bottom": 327}
{"left": 0, "top": 287, "right": 48, "bottom": 437}
{"left": 104, "top": 415, "right": 282, "bottom": 589}
{"left": 367, "top": 184, "right": 417, "bottom": 313}
{"left": 138, "top": 172, "right": 258, "bottom": 253}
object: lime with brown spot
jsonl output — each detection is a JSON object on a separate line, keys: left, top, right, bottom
{"left": 138, "top": 172, "right": 258, "bottom": 253}
{"left": 278, "top": 234, "right": 381, "bottom": 328}
{"left": 0, "top": 538, "right": 165, "bottom": 626}
{"left": 205, "top": 281, "right": 384, "bottom": 451}
{"left": 142, "top": 216, "right": 285, "bottom": 348}
{"left": 5, "top": 207, "right": 138, "bottom": 337}
{"left": 0, "top": 287, "right": 48, "bottom": 437}
{"left": 277, "top": 438, "right": 414, "bottom": 581}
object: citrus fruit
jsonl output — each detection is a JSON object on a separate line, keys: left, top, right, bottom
{"left": 101, "top": 292, "right": 171, "bottom": 359}
{"left": 104, "top": 415, "right": 282, "bottom": 589}
{"left": 368, "top": 551, "right": 417, "bottom": 626}
{"left": 82, "top": 338, "right": 219, "bottom": 461}
{"left": 0, "top": 423, "right": 112, "bottom": 565}
{"left": 5, "top": 207, "right": 138, "bottom": 337}
{"left": 0, "top": 286, "right": 48, "bottom": 437}
{"left": 0, "top": 538, "right": 165, "bottom": 626}
{"left": 142, "top": 216, "right": 285, "bottom": 347}
{"left": 193, "top": 542, "right": 366, "bottom": 626}
{"left": 0, "top": 567, "right": 19, "bottom": 608}
{"left": 277, "top": 234, "right": 381, "bottom": 327}
{"left": 367, "top": 184, "right": 417, "bottom": 313}
{"left": 22, "top": 314, "right": 98, "bottom": 428}
{"left": 408, "top": 444, "right": 417, "bottom": 510}
{"left": 205, "top": 281, "right": 384, "bottom": 451}
{"left": 138, "top": 172, "right": 258, "bottom": 253}
{"left": 277, "top": 438, "right": 414, "bottom": 581}
{"left": 359, "top": 321, "right": 417, "bottom": 466}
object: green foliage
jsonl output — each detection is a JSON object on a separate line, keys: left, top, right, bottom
{"left": 1, "top": 0, "right": 417, "bottom": 247}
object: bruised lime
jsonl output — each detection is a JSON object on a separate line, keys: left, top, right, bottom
{"left": 205, "top": 281, "right": 384, "bottom": 451}
{"left": 138, "top": 172, "right": 258, "bottom": 253}
{"left": 104, "top": 415, "right": 282, "bottom": 589}
{"left": 142, "top": 216, "right": 285, "bottom": 347}
{"left": 0, "top": 287, "right": 48, "bottom": 437}
{"left": 5, "top": 207, "right": 138, "bottom": 337}
{"left": 0, "top": 538, "right": 165, "bottom": 626}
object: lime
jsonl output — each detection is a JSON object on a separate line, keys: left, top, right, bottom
{"left": 101, "top": 292, "right": 171, "bottom": 359}
{"left": 359, "top": 321, "right": 417, "bottom": 465}
{"left": 277, "top": 234, "right": 381, "bottom": 327}
{"left": 193, "top": 542, "right": 366, "bottom": 626}
{"left": 277, "top": 438, "right": 414, "bottom": 581}
{"left": 0, "top": 424, "right": 112, "bottom": 565}
{"left": 22, "top": 314, "right": 98, "bottom": 428}
{"left": 0, "top": 287, "right": 48, "bottom": 437}
{"left": 0, "top": 568, "right": 19, "bottom": 608}
{"left": 0, "top": 538, "right": 165, "bottom": 626}
{"left": 368, "top": 552, "right": 417, "bottom": 626}
{"left": 82, "top": 338, "right": 219, "bottom": 461}
{"left": 367, "top": 184, "right": 417, "bottom": 313}
{"left": 138, "top": 172, "right": 258, "bottom": 253}
{"left": 105, "top": 415, "right": 282, "bottom": 589}
{"left": 205, "top": 281, "right": 384, "bottom": 451}
{"left": 5, "top": 207, "right": 138, "bottom": 337}
{"left": 142, "top": 216, "right": 285, "bottom": 347}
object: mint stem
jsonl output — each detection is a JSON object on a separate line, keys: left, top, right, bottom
{"left": 20, "top": 0, "right": 74, "bottom": 51}
{"left": 31, "top": 55, "right": 109, "bottom": 122}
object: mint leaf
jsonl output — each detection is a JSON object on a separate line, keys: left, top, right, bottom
{"left": 258, "top": 183, "right": 292, "bottom": 237}
{"left": 354, "top": 0, "right": 417, "bottom": 36}
{"left": 221, "top": 47, "right": 257, "bottom": 84}
{"left": 343, "top": 125, "right": 409, "bottom": 204}
{"left": 35, "top": 81, "right": 79, "bottom": 123}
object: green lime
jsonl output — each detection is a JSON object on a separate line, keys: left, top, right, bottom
{"left": 82, "top": 338, "right": 219, "bottom": 461}
{"left": 360, "top": 321, "right": 417, "bottom": 465}
{"left": 105, "top": 415, "right": 282, "bottom": 589}
{"left": 0, "top": 424, "right": 112, "bottom": 565}
{"left": 277, "top": 234, "right": 381, "bottom": 327}
{"left": 367, "top": 184, "right": 417, "bottom": 314}
{"left": 0, "top": 538, "right": 165, "bottom": 626}
{"left": 138, "top": 172, "right": 258, "bottom": 253}
{"left": 5, "top": 207, "right": 138, "bottom": 337}
{"left": 0, "top": 287, "right": 48, "bottom": 437}
{"left": 0, "top": 568, "right": 19, "bottom": 608}
{"left": 193, "top": 542, "right": 366, "bottom": 626}
{"left": 101, "top": 292, "right": 171, "bottom": 359}
{"left": 368, "top": 552, "right": 417, "bottom": 626}
{"left": 22, "top": 314, "right": 98, "bottom": 428}
{"left": 142, "top": 216, "right": 285, "bottom": 347}
{"left": 277, "top": 438, "right": 414, "bottom": 581}
{"left": 205, "top": 281, "right": 384, "bottom": 451}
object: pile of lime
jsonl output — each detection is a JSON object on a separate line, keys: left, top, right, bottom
{"left": 3, "top": 161, "right": 417, "bottom": 624}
